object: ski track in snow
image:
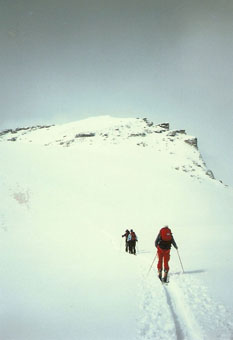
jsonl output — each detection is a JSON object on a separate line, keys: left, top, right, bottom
{"left": 136, "top": 254, "right": 233, "bottom": 340}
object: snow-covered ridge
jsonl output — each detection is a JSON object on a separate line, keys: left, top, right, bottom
{"left": 0, "top": 116, "right": 196, "bottom": 147}
{"left": 0, "top": 115, "right": 214, "bottom": 181}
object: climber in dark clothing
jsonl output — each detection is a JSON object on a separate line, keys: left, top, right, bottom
{"left": 127, "top": 229, "right": 138, "bottom": 255}
{"left": 122, "top": 229, "right": 130, "bottom": 252}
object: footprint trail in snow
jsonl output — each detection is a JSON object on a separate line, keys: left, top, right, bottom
{"left": 136, "top": 256, "right": 233, "bottom": 340}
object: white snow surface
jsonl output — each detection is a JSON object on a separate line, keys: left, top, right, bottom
{"left": 0, "top": 116, "right": 233, "bottom": 340}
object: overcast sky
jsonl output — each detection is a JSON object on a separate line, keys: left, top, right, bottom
{"left": 0, "top": 0, "right": 232, "bottom": 186}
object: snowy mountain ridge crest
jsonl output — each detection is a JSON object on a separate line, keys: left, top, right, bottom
{"left": 0, "top": 115, "right": 215, "bottom": 181}
{"left": 0, "top": 116, "right": 196, "bottom": 146}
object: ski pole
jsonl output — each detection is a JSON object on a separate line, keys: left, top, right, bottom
{"left": 176, "top": 249, "right": 184, "bottom": 273}
{"left": 147, "top": 253, "right": 157, "bottom": 277}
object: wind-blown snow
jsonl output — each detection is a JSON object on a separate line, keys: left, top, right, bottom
{"left": 0, "top": 116, "right": 233, "bottom": 339}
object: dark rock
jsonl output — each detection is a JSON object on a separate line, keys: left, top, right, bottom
{"left": 129, "top": 133, "right": 146, "bottom": 137}
{"left": 168, "top": 130, "right": 186, "bottom": 137}
{"left": 15, "top": 127, "right": 30, "bottom": 132}
{"left": 0, "top": 129, "right": 13, "bottom": 136}
{"left": 143, "top": 118, "right": 153, "bottom": 127}
{"left": 154, "top": 130, "right": 165, "bottom": 134}
{"left": 75, "top": 133, "right": 95, "bottom": 138}
{"left": 184, "top": 138, "right": 198, "bottom": 148}
{"left": 206, "top": 169, "right": 215, "bottom": 179}
{"left": 0, "top": 125, "right": 54, "bottom": 137}
{"left": 137, "top": 142, "right": 147, "bottom": 147}
{"left": 157, "top": 123, "right": 169, "bottom": 130}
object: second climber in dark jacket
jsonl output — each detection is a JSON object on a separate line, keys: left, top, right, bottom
{"left": 122, "top": 229, "right": 130, "bottom": 252}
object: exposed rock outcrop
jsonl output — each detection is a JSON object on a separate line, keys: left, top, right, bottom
{"left": 206, "top": 170, "right": 215, "bottom": 179}
{"left": 75, "top": 133, "right": 95, "bottom": 138}
{"left": 168, "top": 130, "right": 186, "bottom": 137}
{"left": 157, "top": 123, "right": 169, "bottom": 130}
{"left": 185, "top": 138, "right": 198, "bottom": 148}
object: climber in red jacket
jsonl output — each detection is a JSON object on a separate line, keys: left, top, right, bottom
{"left": 155, "top": 226, "right": 178, "bottom": 282}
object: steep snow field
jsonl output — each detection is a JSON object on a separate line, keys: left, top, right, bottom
{"left": 0, "top": 117, "right": 233, "bottom": 339}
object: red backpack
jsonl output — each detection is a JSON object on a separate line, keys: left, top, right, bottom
{"left": 131, "top": 231, "right": 136, "bottom": 241}
{"left": 160, "top": 227, "right": 172, "bottom": 241}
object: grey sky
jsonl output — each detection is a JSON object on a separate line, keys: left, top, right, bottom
{"left": 0, "top": 0, "right": 232, "bottom": 185}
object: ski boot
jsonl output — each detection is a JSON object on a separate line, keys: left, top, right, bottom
{"left": 158, "top": 270, "right": 162, "bottom": 281}
{"left": 163, "top": 270, "right": 168, "bottom": 283}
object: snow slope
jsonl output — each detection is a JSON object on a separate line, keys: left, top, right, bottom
{"left": 0, "top": 116, "right": 233, "bottom": 340}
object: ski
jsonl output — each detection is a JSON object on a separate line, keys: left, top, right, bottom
{"left": 158, "top": 277, "right": 169, "bottom": 284}
{"left": 158, "top": 276, "right": 169, "bottom": 284}
{"left": 162, "top": 280, "right": 169, "bottom": 285}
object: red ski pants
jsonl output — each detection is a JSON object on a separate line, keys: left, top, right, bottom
{"left": 157, "top": 247, "right": 170, "bottom": 272}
